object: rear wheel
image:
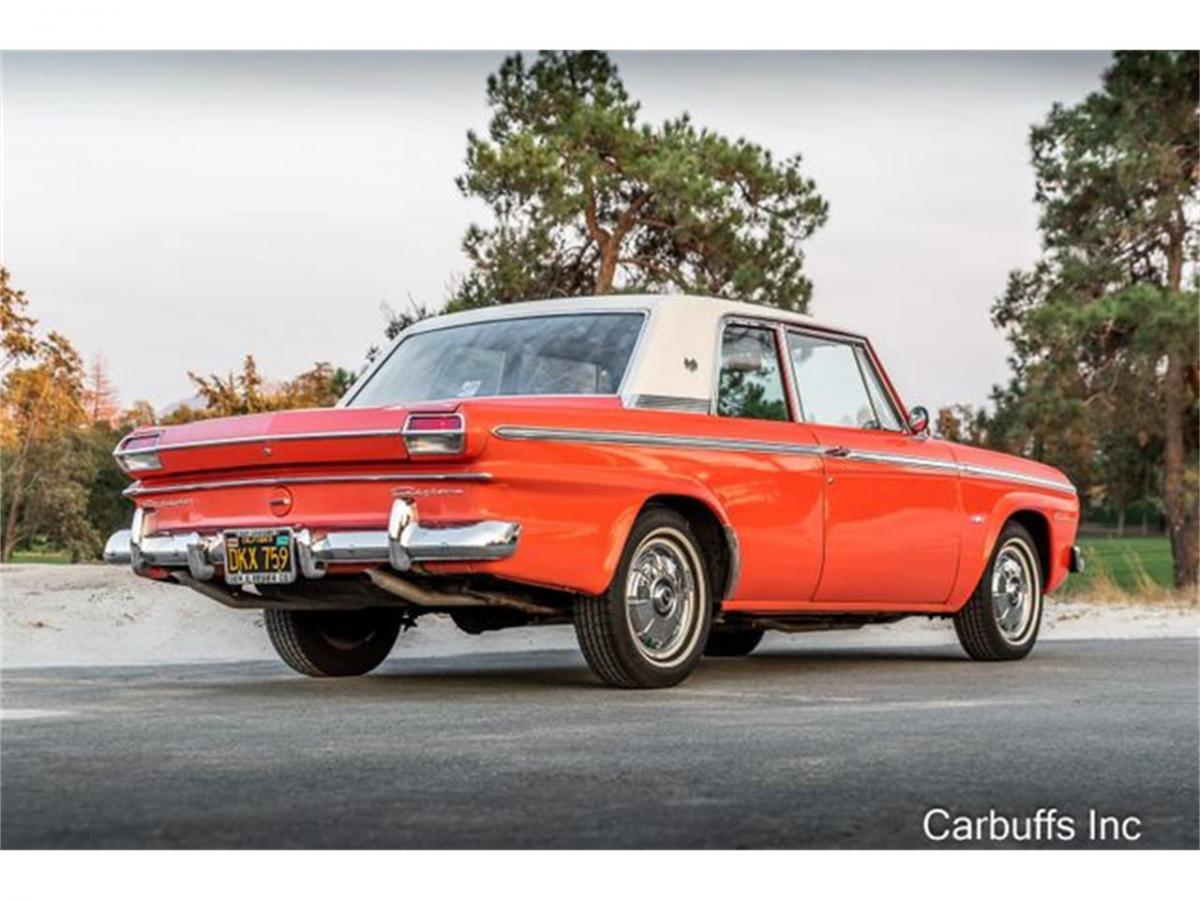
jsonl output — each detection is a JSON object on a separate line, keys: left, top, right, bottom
{"left": 264, "top": 607, "right": 402, "bottom": 677}
{"left": 704, "top": 627, "right": 764, "bottom": 657}
{"left": 954, "top": 522, "right": 1043, "bottom": 661}
{"left": 574, "top": 507, "right": 712, "bottom": 688}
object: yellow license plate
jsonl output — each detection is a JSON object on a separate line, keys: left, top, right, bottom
{"left": 223, "top": 529, "right": 296, "bottom": 585}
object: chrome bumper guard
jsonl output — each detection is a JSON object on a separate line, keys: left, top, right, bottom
{"left": 1069, "top": 545, "right": 1085, "bottom": 574}
{"left": 103, "top": 499, "right": 520, "bottom": 581}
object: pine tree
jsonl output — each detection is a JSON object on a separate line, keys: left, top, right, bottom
{"left": 990, "top": 51, "right": 1199, "bottom": 586}
{"left": 453, "top": 51, "right": 829, "bottom": 312}
{"left": 83, "top": 355, "right": 121, "bottom": 425}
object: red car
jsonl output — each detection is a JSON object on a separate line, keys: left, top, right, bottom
{"left": 106, "top": 296, "right": 1082, "bottom": 688}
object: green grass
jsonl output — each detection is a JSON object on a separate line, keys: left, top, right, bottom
{"left": 7, "top": 550, "right": 72, "bottom": 565}
{"left": 1060, "top": 535, "right": 1174, "bottom": 596}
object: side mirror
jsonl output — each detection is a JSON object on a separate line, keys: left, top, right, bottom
{"left": 908, "top": 405, "right": 930, "bottom": 436}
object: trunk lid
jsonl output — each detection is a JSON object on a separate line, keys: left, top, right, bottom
{"left": 118, "top": 406, "right": 439, "bottom": 478}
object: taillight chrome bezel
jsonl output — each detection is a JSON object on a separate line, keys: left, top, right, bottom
{"left": 401, "top": 412, "right": 466, "bottom": 456}
{"left": 114, "top": 430, "right": 165, "bottom": 473}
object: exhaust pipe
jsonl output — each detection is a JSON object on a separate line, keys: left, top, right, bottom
{"left": 365, "top": 568, "right": 558, "bottom": 617}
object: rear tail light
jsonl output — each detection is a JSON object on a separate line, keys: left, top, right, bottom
{"left": 402, "top": 413, "right": 465, "bottom": 455}
{"left": 121, "top": 452, "right": 163, "bottom": 472}
{"left": 114, "top": 431, "right": 164, "bottom": 473}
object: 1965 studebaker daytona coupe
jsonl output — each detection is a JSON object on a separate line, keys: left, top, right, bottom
{"left": 105, "top": 295, "right": 1083, "bottom": 688}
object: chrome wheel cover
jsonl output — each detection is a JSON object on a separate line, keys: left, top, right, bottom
{"left": 991, "top": 539, "right": 1040, "bottom": 644}
{"left": 624, "top": 528, "right": 704, "bottom": 666}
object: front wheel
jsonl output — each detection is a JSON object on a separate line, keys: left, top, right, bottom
{"left": 574, "top": 507, "right": 712, "bottom": 688}
{"left": 953, "top": 522, "right": 1043, "bottom": 661}
{"left": 264, "top": 607, "right": 402, "bottom": 677}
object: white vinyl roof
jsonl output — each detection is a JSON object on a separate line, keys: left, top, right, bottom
{"left": 359, "top": 294, "right": 868, "bottom": 410}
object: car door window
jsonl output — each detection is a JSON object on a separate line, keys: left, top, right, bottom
{"left": 854, "top": 345, "right": 902, "bottom": 431}
{"left": 717, "top": 324, "right": 789, "bottom": 421}
{"left": 786, "top": 332, "right": 900, "bottom": 431}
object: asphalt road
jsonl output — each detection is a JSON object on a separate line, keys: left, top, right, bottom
{"left": 2, "top": 637, "right": 1197, "bottom": 849}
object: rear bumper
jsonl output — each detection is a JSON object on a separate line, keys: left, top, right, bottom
{"left": 1069, "top": 545, "right": 1085, "bottom": 574}
{"left": 103, "top": 498, "right": 520, "bottom": 581}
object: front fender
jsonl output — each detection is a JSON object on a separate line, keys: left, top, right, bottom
{"left": 948, "top": 488, "right": 1080, "bottom": 610}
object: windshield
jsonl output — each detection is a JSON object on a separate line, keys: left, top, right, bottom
{"left": 348, "top": 312, "right": 645, "bottom": 407}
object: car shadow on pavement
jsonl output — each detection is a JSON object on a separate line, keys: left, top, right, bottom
{"left": 749, "top": 645, "right": 970, "bottom": 664}
{"left": 172, "top": 650, "right": 601, "bottom": 699}
{"left": 167, "top": 644, "right": 980, "bottom": 702}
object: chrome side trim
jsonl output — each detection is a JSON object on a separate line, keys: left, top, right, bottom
{"left": 123, "top": 471, "right": 493, "bottom": 497}
{"left": 493, "top": 425, "right": 824, "bottom": 457}
{"left": 493, "top": 425, "right": 1076, "bottom": 494}
{"left": 958, "top": 463, "right": 1076, "bottom": 495}
{"left": 840, "top": 448, "right": 1074, "bottom": 494}
{"left": 845, "top": 450, "right": 961, "bottom": 475}
{"left": 114, "top": 428, "right": 404, "bottom": 458}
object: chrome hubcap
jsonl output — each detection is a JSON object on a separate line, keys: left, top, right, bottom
{"left": 625, "top": 531, "right": 700, "bottom": 664}
{"left": 991, "top": 541, "right": 1037, "bottom": 642}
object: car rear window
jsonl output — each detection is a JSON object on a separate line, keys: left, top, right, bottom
{"left": 347, "top": 313, "right": 645, "bottom": 407}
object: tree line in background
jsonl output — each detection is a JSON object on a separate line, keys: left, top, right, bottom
{"left": 0, "top": 268, "right": 359, "bottom": 561}
{"left": 1, "top": 50, "right": 1196, "bottom": 586}
{"left": 934, "top": 51, "right": 1198, "bottom": 587}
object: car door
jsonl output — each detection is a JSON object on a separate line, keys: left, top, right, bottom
{"left": 708, "top": 319, "right": 825, "bottom": 608}
{"left": 784, "top": 328, "right": 962, "bottom": 605}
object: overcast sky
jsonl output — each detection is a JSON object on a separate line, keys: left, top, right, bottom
{"left": 0, "top": 51, "right": 1111, "bottom": 414}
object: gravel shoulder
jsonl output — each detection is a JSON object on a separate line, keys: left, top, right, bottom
{"left": 2, "top": 564, "right": 1196, "bottom": 669}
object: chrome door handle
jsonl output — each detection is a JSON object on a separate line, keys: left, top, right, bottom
{"left": 824, "top": 446, "right": 851, "bottom": 458}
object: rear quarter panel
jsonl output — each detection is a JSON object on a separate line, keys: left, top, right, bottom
{"left": 442, "top": 398, "right": 826, "bottom": 603}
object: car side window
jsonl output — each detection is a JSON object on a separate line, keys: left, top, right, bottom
{"left": 717, "top": 324, "right": 789, "bottom": 421}
{"left": 786, "top": 332, "right": 901, "bottom": 431}
{"left": 854, "top": 345, "right": 902, "bottom": 431}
